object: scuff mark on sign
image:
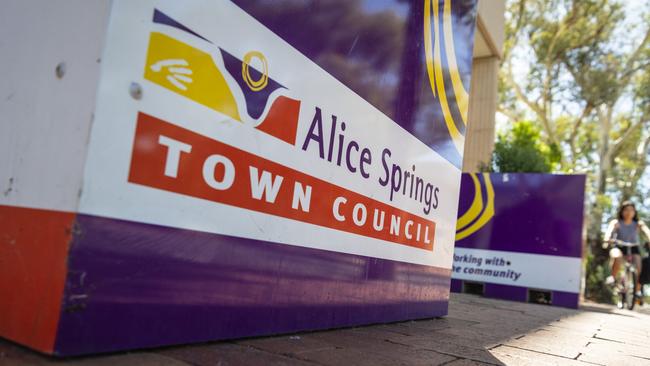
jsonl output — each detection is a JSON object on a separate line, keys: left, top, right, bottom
{"left": 3, "top": 177, "right": 14, "bottom": 196}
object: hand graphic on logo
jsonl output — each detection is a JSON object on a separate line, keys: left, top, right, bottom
{"left": 150, "top": 59, "right": 193, "bottom": 91}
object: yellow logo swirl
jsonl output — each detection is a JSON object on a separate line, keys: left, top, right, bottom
{"left": 456, "top": 173, "right": 495, "bottom": 240}
{"left": 424, "top": 0, "right": 469, "bottom": 154}
{"left": 242, "top": 51, "right": 269, "bottom": 91}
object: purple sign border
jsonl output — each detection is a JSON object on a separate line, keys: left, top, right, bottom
{"left": 53, "top": 215, "right": 451, "bottom": 355}
{"left": 451, "top": 279, "right": 579, "bottom": 308}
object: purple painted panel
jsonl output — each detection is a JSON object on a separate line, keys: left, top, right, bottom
{"left": 484, "top": 283, "right": 527, "bottom": 303}
{"left": 551, "top": 291, "right": 580, "bottom": 309}
{"left": 450, "top": 279, "right": 462, "bottom": 293}
{"left": 54, "top": 215, "right": 451, "bottom": 355}
{"left": 456, "top": 174, "right": 586, "bottom": 258}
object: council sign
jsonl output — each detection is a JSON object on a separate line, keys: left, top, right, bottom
{"left": 0, "top": 0, "right": 478, "bottom": 355}
{"left": 451, "top": 173, "right": 586, "bottom": 308}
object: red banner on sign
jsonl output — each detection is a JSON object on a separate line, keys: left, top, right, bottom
{"left": 128, "top": 112, "right": 435, "bottom": 251}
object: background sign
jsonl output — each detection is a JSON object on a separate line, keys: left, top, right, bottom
{"left": 451, "top": 173, "right": 586, "bottom": 308}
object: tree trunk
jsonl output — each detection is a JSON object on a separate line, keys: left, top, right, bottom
{"left": 584, "top": 108, "right": 613, "bottom": 301}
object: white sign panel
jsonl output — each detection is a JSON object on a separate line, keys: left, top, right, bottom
{"left": 453, "top": 247, "right": 582, "bottom": 293}
{"left": 79, "top": 1, "right": 463, "bottom": 268}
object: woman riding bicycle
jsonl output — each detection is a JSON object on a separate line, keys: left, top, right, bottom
{"left": 603, "top": 201, "right": 650, "bottom": 297}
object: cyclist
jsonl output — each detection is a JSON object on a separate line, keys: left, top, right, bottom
{"left": 603, "top": 201, "right": 650, "bottom": 297}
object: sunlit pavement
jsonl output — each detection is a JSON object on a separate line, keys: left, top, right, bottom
{"left": 2, "top": 293, "right": 650, "bottom": 366}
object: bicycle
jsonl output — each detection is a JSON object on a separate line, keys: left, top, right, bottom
{"left": 610, "top": 239, "right": 640, "bottom": 310}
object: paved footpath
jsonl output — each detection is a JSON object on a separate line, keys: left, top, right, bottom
{"left": 2, "top": 293, "right": 650, "bottom": 366}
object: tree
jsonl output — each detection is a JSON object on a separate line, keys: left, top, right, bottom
{"left": 491, "top": 121, "right": 560, "bottom": 172}
{"left": 500, "top": 0, "right": 650, "bottom": 301}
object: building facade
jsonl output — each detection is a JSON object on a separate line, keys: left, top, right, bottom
{"left": 463, "top": 0, "right": 505, "bottom": 172}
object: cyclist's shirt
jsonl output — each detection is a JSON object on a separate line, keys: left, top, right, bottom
{"left": 606, "top": 219, "right": 641, "bottom": 255}
{"left": 616, "top": 220, "right": 640, "bottom": 244}
{"left": 604, "top": 219, "right": 650, "bottom": 256}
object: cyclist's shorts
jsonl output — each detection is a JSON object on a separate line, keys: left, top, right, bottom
{"left": 615, "top": 245, "right": 640, "bottom": 255}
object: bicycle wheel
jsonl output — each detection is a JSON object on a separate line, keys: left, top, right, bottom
{"left": 625, "top": 269, "right": 636, "bottom": 310}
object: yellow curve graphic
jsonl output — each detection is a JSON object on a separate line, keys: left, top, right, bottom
{"left": 443, "top": 0, "right": 469, "bottom": 125}
{"left": 144, "top": 32, "right": 241, "bottom": 122}
{"left": 424, "top": 0, "right": 465, "bottom": 154}
{"left": 456, "top": 173, "right": 482, "bottom": 230}
{"left": 424, "top": 2, "right": 437, "bottom": 98}
{"left": 455, "top": 173, "right": 495, "bottom": 241}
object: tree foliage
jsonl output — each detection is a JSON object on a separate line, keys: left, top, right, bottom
{"left": 491, "top": 121, "right": 559, "bottom": 172}
{"left": 500, "top": 0, "right": 650, "bottom": 301}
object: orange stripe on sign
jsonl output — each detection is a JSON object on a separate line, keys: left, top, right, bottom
{"left": 0, "top": 205, "right": 75, "bottom": 354}
{"left": 129, "top": 112, "right": 435, "bottom": 251}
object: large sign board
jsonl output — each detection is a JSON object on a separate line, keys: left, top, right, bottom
{"left": 0, "top": 0, "right": 477, "bottom": 355}
{"left": 451, "top": 173, "right": 586, "bottom": 308}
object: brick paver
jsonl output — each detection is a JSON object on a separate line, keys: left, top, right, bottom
{"left": 2, "top": 293, "right": 650, "bottom": 365}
